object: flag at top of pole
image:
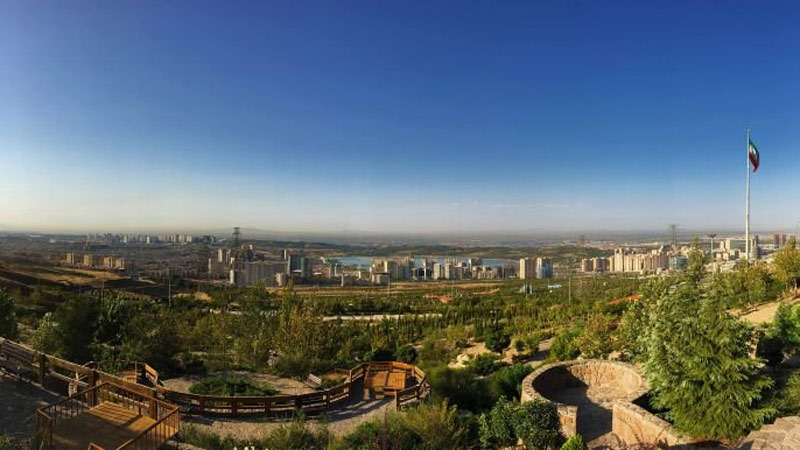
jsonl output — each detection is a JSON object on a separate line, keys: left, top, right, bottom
{"left": 745, "top": 129, "right": 760, "bottom": 262}
{"left": 749, "top": 139, "right": 760, "bottom": 173}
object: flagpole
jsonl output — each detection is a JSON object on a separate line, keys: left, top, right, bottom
{"left": 746, "top": 128, "right": 751, "bottom": 262}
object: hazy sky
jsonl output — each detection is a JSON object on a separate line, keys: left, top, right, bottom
{"left": 1, "top": 1, "right": 799, "bottom": 233}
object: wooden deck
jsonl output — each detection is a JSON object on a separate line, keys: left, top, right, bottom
{"left": 366, "top": 370, "right": 408, "bottom": 395}
{"left": 50, "top": 401, "right": 174, "bottom": 449}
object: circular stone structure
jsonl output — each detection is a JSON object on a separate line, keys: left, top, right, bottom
{"left": 521, "top": 360, "right": 648, "bottom": 446}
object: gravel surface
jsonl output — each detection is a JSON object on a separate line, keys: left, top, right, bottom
{"left": 162, "top": 370, "right": 315, "bottom": 396}
{"left": 0, "top": 377, "right": 62, "bottom": 448}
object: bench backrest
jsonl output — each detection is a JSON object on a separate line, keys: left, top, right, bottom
{"left": 0, "top": 340, "right": 36, "bottom": 364}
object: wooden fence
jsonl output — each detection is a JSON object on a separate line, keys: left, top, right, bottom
{"left": 1, "top": 337, "right": 429, "bottom": 419}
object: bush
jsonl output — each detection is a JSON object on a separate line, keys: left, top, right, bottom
{"left": 775, "top": 373, "right": 800, "bottom": 416}
{"left": 427, "top": 366, "right": 493, "bottom": 412}
{"left": 335, "top": 401, "right": 466, "bottom": 450}
{"left": 479, "top": 397, "right": 519, "bottom": 448}
{"left": 468, "top": 353, "right": 501, "bottom": 376}
{"left": 576, "top": 313, "right": 612, "bottom": 359}
{"left": 549, "top": 328, "right": 580, "bottom": 361}
{"left": 263, "top": 417, "right": 331, "bottom": 450}
{"left": 488, "top": 363, "right": 534, "bottom": 401}
{"left": 479, "top": 397, "right": 563, "bottom": 449}
{"left": 0, "top": 290, "right": 19, "bottom": 340}
{"left": 189, "top": 376, "right": 278, "bottom": 396}
{"left": 334, "top": 417, "right": 419, "bottom": 450}
{"left": 401, "top": 400, "right": 467, "bottom": 449}
{"left": 485, "top": 329, "right": 511, "bottom": 353}
{"left": 395, "top": 344, "right": 418, "bottom": 363}
{"left": 515, "top": 399, "right": 565, "bottom": 449}
{"left": 560, "top": 434, "right": 586, "bottom": 450}
{"left": 756, "top": 330, "right": 785, "bottom": 367}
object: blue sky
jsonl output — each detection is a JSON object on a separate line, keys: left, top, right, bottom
{"left": 1, "top": 1, "right": 799, "bottom": 233}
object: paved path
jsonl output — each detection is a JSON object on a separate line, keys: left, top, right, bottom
{"left": 181, "top": 379, "right": 395, "bottom": 440}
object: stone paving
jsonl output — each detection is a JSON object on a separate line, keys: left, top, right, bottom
{"left": 738, "top": 416, "right": 800, "bottom": 450}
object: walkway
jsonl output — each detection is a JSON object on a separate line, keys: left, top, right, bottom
{"left": 181, "top": 378, "right": 394, "bottom": 439}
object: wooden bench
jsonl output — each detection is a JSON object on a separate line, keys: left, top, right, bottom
{"left": 0, "top": 339, "right": 37, "bottom": 382}
{"left": 306, "top": 373, "right": 323, "bottom": 388}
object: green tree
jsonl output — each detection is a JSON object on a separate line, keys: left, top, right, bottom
{"left": 0, "top": 290, "right": 19, "bottom": 340}
{"left": 576, "top": 313, "right": 612, "bottom": 359}
{"left": 719, "top": 263, "right": 773, "bottom": 309}
{"left": 642, "top": 254, "right": 774, "bottom": 439}
{"left": 549, "top": 327, "right": 580, "bottom": 361}
{"left": 32, "top": 313, "right": 62, "bottom": 356}
{"left": 772, "top": 237, "right": 800, "bottom": 292}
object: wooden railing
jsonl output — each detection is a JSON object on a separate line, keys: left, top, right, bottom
{"left": 34, "top": 382, "right": 179, "bottom": 450}
{"left": 118, "top": 405, "right": 180, "bottom": 450}
{"left": 2, "top": 337, "right": 428, "bottom": 423}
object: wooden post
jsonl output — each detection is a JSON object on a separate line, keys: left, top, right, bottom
{"left": 232, "top": 398, "right": 238, "bottom": 416}
{"left": 38, "top": 353, "right": 46, "bottom": 386}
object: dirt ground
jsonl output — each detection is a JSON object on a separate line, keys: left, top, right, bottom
{"left": 162, "top": 370, "right": 315, "bottom": 396}
{"left": 0, "top": 377, "right": 61, "bottom": 448}
{"left": 737, "top": 296, "right": 800, "bottom": 325}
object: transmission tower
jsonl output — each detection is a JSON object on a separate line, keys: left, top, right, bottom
{"left": 668, "top": 224, "right": 679, "bottom": 248}
{"left": 233, "top": 227, "right": 241, "bottom": 248}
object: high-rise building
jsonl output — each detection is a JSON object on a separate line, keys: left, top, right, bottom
{"left": 519, "top": 258, "right": 535, "bottom": 279}
{"left": 536, "top": 257, "right": 553, "bottom": 279}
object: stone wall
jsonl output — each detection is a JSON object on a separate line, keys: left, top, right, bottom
{"left": 612, "top": 400, "right": 695, "bottom": 448}
{"left": 521, "top": 360, "right": 685, "bottom": 446}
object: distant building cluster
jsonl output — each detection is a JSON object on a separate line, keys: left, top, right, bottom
{"left": 64, "top": 252, "right": 125, "bottom": 270}
{"left": 209, "top": 246, "right": 314, "bottom": 287}
{"left": 580, "top": 247, "right": 681, "bottom": 275}
{"left": 82, "top": 233, "right": 217, "bottom": 245}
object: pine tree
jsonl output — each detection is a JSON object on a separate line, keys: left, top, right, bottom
{"left": 642, "top": 244, "right": 774, "bottom": 439}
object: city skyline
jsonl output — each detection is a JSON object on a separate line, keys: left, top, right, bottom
{"left": 2, "top": 1, "right": 799, "bottom": 233}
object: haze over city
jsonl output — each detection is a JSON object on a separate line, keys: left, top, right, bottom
{"left": 2, "top": 1, "right": 799, "bottom": 233}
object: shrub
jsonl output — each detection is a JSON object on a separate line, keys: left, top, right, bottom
{"left": 395, "top": 344, "right": 418, "bottom": 363}
{"left": 479, "top": 397, "right": 519, "bottom": 448}
{"left": 515, "top": 399, "right": 565, "bottom": 449}
{"left": 488, "top": 363, "right": 533, "bottom": 401}
{"left": 0, "top": 290, "right": 19, "bottom": 340}
{"left": 485, "top": 329, "right": 511, "bottom": 353}
{"left": 334, "top": 417, "right": 419, "bottom": 450}
{"left": 189, "top": 376, "right": 278, "bottom": 396}
{"left": 775, "top": 373, "right": 800, "bottom": 416}
{"left": 401, "top": 400, "right": 467, "bottom": 449}
{"left": 549, "top": 328, "right": 580, "bottom": 361}
{"left": 576, "top": 313, "right": 612, "bottom": 359}
{"left": 468, "top": 353, "right": 501, "bottom": 376}
{"left": 427, "top": 366, "right": 493, "bottom": 412}
{"left": 479, "top": 397, "right": 563, "bottom": 449}
{"left": 263, "top": 417, "right": 331, "bottom": 450}
{"left": 560, "top": 434, "right": 586, "bottom": 450}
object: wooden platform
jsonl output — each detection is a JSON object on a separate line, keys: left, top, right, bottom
{"left": 366, "top": 370, "right": 408, "bottom": 395}
{"left": 50, "top": 401, "right": 174, "bottom": 449}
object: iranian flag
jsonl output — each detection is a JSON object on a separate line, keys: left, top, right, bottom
{"left": 748, "top": 139, "right": 760, "bottom": 172}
